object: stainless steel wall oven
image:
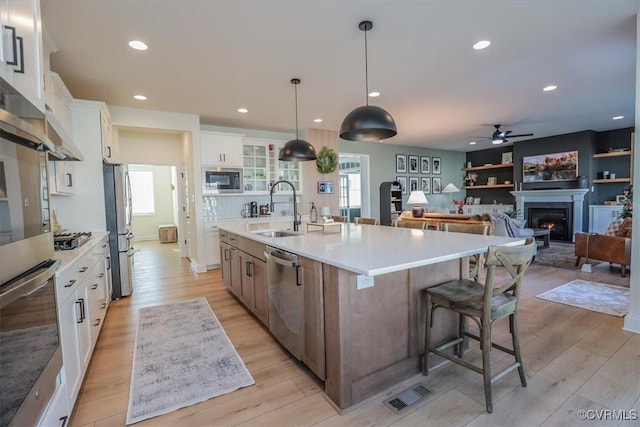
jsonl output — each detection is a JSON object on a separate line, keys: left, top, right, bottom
{"left": 0, "top": 77, "right": 62, "bottom": 426}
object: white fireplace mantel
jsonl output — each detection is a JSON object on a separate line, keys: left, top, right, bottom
{"left": 510, "top": 189, "right": 590, "bottom": 241}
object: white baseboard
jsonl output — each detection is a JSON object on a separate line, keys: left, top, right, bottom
{"left": 623, "top": 314, "right": 640, "bottom": 334}
{"left": 190, "top": 259, "right": 207, "bottom": 273}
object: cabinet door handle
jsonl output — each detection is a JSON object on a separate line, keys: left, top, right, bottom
{"left": 79, "top": 266, "right": 88, "bottom": 273}
{"left": 224, "top": 248, "right": 230, "bottom": 261}
{"left": 76, "top": 299, "right": 85, "bottom": 323}
{"left": 106, "top": 146, "right": 112, "bottom": 158}
{"left": 59, "top": 415, "right": 68, "bottom": 427}
{"left": 107, "top": 256, "right": 111, "bottom": 270}
{"left": 65, "top": 173, "right": 73, "bottom": 187}
{"left": 14, "top": 35, "right": 24, "bottom": 74}
{"left": 3, "top": 25, "right": 18, "bottom": 66}
{"left": 246, "top": 261, "right": 253, "bottom": 277}
{"left": 91, "top": 283, "right": 98, "bottom": 290}
{"left": 64, "top": 279, "right": 76, "bottom": 288}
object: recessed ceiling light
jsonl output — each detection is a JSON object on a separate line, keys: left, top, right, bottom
{"left": 368, "top": 91, "right": 380, "bottom": 97}
{"left": 313, "top": 118, "right": 323, "bottom": 123}
{"left": 469, "top": 141, "right": 477, "bottom": 145}
{"left": 133, "top": 94, "right": 147, "bottom": 101}
{"left": 543, "top": 85, "right": 557, "bottom": 92}
{"left": 128, "top": 40, "right": 148, "bottom": 51}
{"left": 612, "top": 115, "right": 624, "bottom": 120}
{"left": 473, "top": 40, "right": 491, "bottom": 50}
{"left": 237, "top": 108, "right": 248, "bottom": 113}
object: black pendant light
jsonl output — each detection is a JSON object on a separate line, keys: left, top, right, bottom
{"left": 279, "top": 78, "right": 317, "bottom": 161}
{"left": 340, "top": 20, "right": 397, "bottom": 142}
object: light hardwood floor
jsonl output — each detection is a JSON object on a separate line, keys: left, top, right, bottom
{"left": 70, "top": 241, "right": 638, "bottom": 427}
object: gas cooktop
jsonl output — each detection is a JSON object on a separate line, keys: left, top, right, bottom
{"left": 53, "top": 231, "right": 92, "bottom": 251}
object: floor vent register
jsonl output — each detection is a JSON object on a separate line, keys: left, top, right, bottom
{"left": 383, "top": 384, "right": 432, "bottom": 413}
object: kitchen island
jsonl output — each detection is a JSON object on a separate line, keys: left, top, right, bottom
{"left": 217, "top": 221, "right": 523, "bottom": 411}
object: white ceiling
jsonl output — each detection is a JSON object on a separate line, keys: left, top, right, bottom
{"left": 41, "top": 1, "right": 638, "bottom": 152}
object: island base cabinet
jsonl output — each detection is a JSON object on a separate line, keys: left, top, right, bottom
{"left": 323, "top": 259, "right": 462, "bottom": 410}
{"left": 37, "top": 380, "right": 69, "bottom": 427}
{"left": 300, "top": 256, "right": 325, "bottom": 380}
{"left": 220, "top": 242, "right": 241, "bottom": 296}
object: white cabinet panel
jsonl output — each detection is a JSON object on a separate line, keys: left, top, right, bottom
{"left": 48, "top": 161, "right": 76, "bottom": 195}
{"left": 588, "top": 205, "right": 622, "bottom": 234}
{"left": 201, "top": 131, "right": 243, "bottom": 167}
{"left": 37, "top": 376, "right": 69, "bottom": 427}
{"left": 205, "top": 225, "right": 221, "bottom": 269}
{"left": 0, "top": 0, "right": 44, "bottom": 111}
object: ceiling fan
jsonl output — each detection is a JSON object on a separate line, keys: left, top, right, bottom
{"left": 472, "top": 124, "right": 534, "bottom": 145}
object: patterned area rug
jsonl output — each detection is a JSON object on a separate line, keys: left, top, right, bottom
{"left": 533, "top": 242, "right": 581, "bottom": 270}
{"left": 126, "top": 298, "right": 255, "bottom": 425}
{"left": 536, "top": 279, "right": 629, "bottom": 317}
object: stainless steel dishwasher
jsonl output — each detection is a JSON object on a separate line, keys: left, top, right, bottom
{"left": 264, "top": 245, "right": 301, "bottom": 360}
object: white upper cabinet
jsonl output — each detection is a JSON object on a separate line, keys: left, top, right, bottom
{"left": 0, "top": 0, "right": 45, "bottom": 112}
{"left": 201, "top": 131, "right": 243, "bottom": 167}
{"left": 46, "top": 72, "right": 73, "bottom": 135}
{"left": 100, "top": 106, "right": 115, "bottom": 162}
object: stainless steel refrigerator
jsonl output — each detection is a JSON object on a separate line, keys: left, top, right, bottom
{"left": 103, "top": 162, "right": 134, "bottom": 298}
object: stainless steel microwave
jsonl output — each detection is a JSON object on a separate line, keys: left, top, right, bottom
{"left": 202, "top": 167, "right": 243, "bottom": 193}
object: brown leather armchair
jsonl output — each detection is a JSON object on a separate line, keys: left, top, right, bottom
{"left": 574, "top": 232, "right": 631, "bottom": 277}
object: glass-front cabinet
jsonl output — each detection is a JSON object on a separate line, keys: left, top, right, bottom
{"left": 242, "top": 140, "right": 268, "bottom": 193}
{"left": 268, "top": 143, "right": 302, "bottom": 193}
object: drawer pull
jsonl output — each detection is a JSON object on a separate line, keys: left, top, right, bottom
{"left": 93, "top": 319, "right": 101, "bottom": 327}
{"left": 101, "top": 302, "right": 107, "bottom": 309}
{"left": 78, "top": 266, "right": 88, "bottom": 273}
{"left": 59, "top": 415, "right": 68, "bottom": 427}
{"left": 91, "top": 284, "right": 98, "bottom": 290}
{"left": 64, "top": 279, "right": 76, "bottom": 288}
{"left": 97, "top": 273, "right": 104, "bottom": 278}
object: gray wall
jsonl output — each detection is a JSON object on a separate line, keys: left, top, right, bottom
{"left": 340, "top": 140, "right": 466, "bottom": 218}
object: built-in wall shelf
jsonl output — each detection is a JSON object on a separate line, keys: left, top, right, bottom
{"left": 463, "top": 183, "right": 514, "bottom": 190}
{"left": 592, "top": 178, "right": 631, "bottom": 184}
{"left": 592, "top": 151, "right": 631, "bottom": 158}
{"left": 462, "top": 163, "right": 513, "bottom": 172}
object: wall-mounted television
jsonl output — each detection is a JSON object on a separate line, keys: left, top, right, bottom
{"left": 523, "top": 151, "right": 578, "bottom": 183}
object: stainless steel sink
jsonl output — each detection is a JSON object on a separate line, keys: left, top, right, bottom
{"left": 251, "top": 230, "right": 299, "bottom": 238}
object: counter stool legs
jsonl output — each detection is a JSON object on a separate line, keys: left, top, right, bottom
{"left": 423, "top": 292, "right": 433, "bottom": 376}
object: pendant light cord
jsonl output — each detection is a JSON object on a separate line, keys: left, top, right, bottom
{"left": 294, "top": 81, "right": 299, "bottom": 140}
{"left": 364, "top": 27, "right": 369, "bottom": 106}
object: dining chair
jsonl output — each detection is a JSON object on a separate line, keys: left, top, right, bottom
{"left": 440, "top": 222, "right": 492, "bottom": 281}
{"left": 353, "top": 217, "right": 379, "bottom": 225}
{"left": 330, "top": 215, "right": 348, "bottom": 223}
{"left": 422, "top": 237, "right": 536, "bottom": 413}
{"left": 393, "top": 219, "right": 426, "bottom": 230}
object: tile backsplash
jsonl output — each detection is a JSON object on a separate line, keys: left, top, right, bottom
{"left": 203, "top": 194, "right": 299, "bottom": 222}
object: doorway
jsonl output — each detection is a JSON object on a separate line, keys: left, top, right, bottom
{"left": 338, "top": 153, "right": 370, "bottom": 222}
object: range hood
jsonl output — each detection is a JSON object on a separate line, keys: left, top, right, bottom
{"left": 0, "top": 77, "right": 55, "bottom": 152}
{"left": 45, "top": 111, "right": 83, "bottom": 161}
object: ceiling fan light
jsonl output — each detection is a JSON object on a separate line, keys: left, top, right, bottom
{"left": 340, "top": 105, "right": 397, "bottom": 141}
{"left": 492, "top": 138, "right": 504, "bottom": 144}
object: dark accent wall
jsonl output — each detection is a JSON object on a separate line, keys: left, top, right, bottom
{"left": 594, "top": 127, "right": 634, "bottom": 203}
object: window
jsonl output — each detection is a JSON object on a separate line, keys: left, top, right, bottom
{"left": 129, "top": 170, "right": 155, "bottom": 215}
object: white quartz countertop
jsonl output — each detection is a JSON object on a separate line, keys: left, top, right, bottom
{"left": 54, "top": 232, "right": 109, "bottom": 276}
{"left": 217, "top": 221, "right": 524, "bottom": 276}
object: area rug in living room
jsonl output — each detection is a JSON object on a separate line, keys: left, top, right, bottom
{"left": 536, "top": 279, "right": 629, "bottom": 317}
{"left": 126, "top": 297, "right": 255, "bottom": 425}
{"left": 533, "top": 242, "right": 580, "bottom": 270}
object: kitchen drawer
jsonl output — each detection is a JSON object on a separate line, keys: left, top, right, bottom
{"left": 237, "top": 236, "right": 266, "bottom": 261}
{"left": 55, "top": 251, "right": 101, "bottom": 307}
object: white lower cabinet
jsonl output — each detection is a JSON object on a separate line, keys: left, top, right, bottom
{"left": 205, "top": 225, "right": 221, "bottom": 269}
{"left": 588, "top": 205, "right": 623, "bottom": 233}
{"left": 462, "top": 204, "right": 513, "bottom": 215}
{"left": 37, "top": 379, "right": 69, "bottom": 427}
{"left": 54, "top": 234, "right": 110, "bottom": 419}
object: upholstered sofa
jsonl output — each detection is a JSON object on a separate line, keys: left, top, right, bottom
{"left": 574, "top": 218, "right": 632, "bottom": 277}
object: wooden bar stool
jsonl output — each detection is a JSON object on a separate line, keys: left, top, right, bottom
{"left": 440, "top": 222, "right": 493, "bottom": 281}
{"left": 423, "top": 238, "right": 536, "bottom": 413}
{"left": 392, "top": 219, "right": 427, "bottom": 229}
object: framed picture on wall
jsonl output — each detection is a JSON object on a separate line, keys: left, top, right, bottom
{"left": 409, "top": 177, "right": 419, "bottom": 192}
{"left": 421, "top": 177, "right": 431, "bottom": 194}
{"left": 409, "top": 155, "right": 419, "bottom": 174}
{"left": 432, "top": 177, "right": 442, "bottom": 193}
{"left": 420, "top": 156, "right": 430, "bottom": 174}
{"left": 396, "top": 176, "right": 407, "bottom": 195}
{"left": 432, "top": 157, "right": 441, "bottom": 174}
{"left": 396, "top": 154, "right": 407, "bottom": 173}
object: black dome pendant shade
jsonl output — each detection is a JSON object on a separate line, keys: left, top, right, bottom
{"left": 339, "top": 20, "right": 397, "bottom": 142}
{"left": 279, "top": 78, "right": 317, "bottom": 161}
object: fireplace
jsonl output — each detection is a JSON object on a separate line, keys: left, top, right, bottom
{"left": 527, "top": 203, "right": 573, "bottom": 241}
{"left": 511, "top": 189, "right": 588, "bottom": 243}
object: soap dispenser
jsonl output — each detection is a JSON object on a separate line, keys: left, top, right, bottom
{"left": 310, "top": 202, "right": 318, "bottom": 223}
